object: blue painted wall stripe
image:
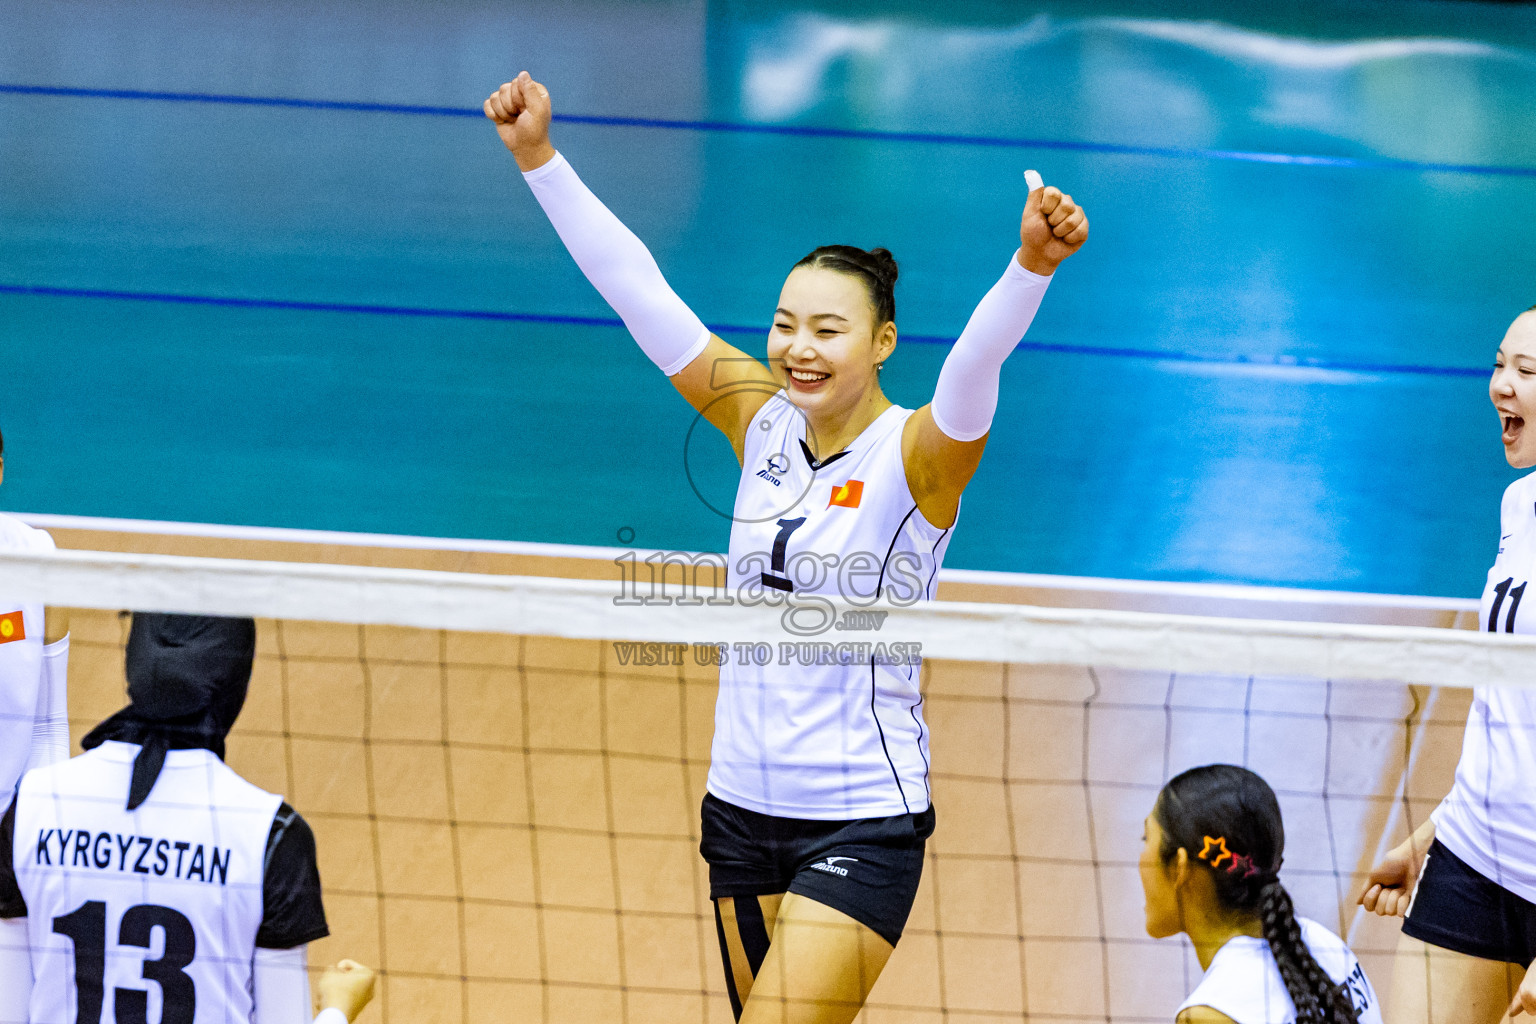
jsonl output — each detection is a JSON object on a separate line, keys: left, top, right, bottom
{"left": 0, "top": 281, "right": 1487, "bottom": 378}
{"left": 3, "top": 82, "right": 1534, "bottom": 179}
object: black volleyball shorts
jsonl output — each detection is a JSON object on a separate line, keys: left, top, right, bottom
{"left": 699, "top": 792, "right": 935, "bottom": 946}
{"left": 1404, "top": 838, "right": 1536, "bottom": 965}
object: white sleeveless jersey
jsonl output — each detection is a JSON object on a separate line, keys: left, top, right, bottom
{"left": 1432, "top": 471, "right": 1536, "bottom": 903}
{"left": 708, "top": 394, "right": 952, "bottom": 819}
{"left": 1177, "top": 917, "right": 1382, "bottom": 1024}
{"left": 0, "top": 512, "right": 55, "bottom": 799}
{"left": 13, "top": 741, "right": 282, "bottom": 1024}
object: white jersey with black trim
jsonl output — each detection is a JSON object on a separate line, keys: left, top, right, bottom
{"left": 1177, "top": 917, "right": 1382, "bottom": 1024}
{"left": 0, "top": 511, "right": 55, "bottom": 799}
{"left": 708, "top": 393, "right": 952, "bottom": 820}
{"left": 13, "top": 741, "right": 282, "bottom": 1024}
{"left": 1432, "top": 471, "right": 1536, "bottom": 904}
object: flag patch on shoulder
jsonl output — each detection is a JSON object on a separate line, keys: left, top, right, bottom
{"left": 0, "top": 611, "right": 25, "bottom": 644}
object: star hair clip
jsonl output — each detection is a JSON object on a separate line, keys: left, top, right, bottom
{"left": 1198, "top": 835, "right": 1269, "bottom": 878}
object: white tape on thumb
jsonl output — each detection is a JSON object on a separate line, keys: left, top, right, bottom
{"left": 1024, "top": 169, "right": 1044, "bottom": 192}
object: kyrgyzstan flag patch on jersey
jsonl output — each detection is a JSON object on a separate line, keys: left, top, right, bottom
{"left": 0, "top": 611, "right": 24, "bottom": 644}
{"left": 828, "top": 480, "right": 864, "bottom": 509}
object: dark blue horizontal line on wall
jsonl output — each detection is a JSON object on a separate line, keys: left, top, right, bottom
{"left": 3, "top": 82, "right": 1534, "bottom": 179}
{"left": 0, "top": 282, "right": 1487, "bottom": 379}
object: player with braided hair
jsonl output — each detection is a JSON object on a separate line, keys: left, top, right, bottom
{"left": 1141, "top": 765, "right": 1381, "bottom": 1024}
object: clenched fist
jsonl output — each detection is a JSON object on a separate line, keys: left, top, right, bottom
{"left": 317, "top": 960, "right": 376, "bottom": 1022}
{"left": 1018, "top": 169, "right": 1088, "bottom": 275}
{"left": 1357, "top": 822, "right": 1433, "bottom": 918}
{"left": 485, "top": 71, "right": 557, "bottom": 172}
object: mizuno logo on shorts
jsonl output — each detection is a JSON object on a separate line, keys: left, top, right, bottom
{"left": 810, "top": 856, "right": 858, "bottom": 877}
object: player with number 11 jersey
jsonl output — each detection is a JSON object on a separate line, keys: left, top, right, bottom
{"left": 1429, "top": 469, "right": 1536, "bottom": 901}
{"left": 1360, "top": 307, "right": 1536, "bottom": 1024}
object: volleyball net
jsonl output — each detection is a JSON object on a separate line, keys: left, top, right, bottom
{"left": 1, "top": 546, "right": 1521, "bottom": 1024}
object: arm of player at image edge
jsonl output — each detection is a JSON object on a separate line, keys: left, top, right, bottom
{"left": 27, "top": 610, "right": 70, "bottom": 771}
{"left": 1358, "top": 816, "right": 1435, "bottom": 917}
{"left": 0, "top": 917, "right": 32, "bottom": 1019}
{"left": 0, "top": 797, "right": 34, "bottom": 1019}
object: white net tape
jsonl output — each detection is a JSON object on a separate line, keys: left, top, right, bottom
{"left": 0, "top": 547, "right": 1525, "bottom": 688}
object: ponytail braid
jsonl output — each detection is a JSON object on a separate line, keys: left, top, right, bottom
{"left": 1258, "top": 881, "right": 1359, "bottom": 1024}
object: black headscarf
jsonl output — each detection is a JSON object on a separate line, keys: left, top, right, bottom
{"left": 81, "top": 613, "right": 256, "bottom": 810}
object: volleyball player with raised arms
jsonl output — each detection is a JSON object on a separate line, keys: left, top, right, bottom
{"left": 0, "top": 614, "right": 329, "bottom": 1023}
{"left": 1359, "top": 305, "right": 1536, "bottom": 1022}
{"left": 486, "top": 72, "right": 1086, "bottom": 1022}
{"left": 1142, "top": 765, "right": 1379, "bottom": 1024}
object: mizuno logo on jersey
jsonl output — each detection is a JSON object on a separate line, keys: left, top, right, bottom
{"left": 809, "top": 856, "right": 858, "bottom": 876}
{"left": 34, "top": 829, "right": 232, "bottom": 885}
{"left": 0, "top": 610, "right": 23, "bottom": 643}
{"left": 756, "top": 453, "right": 789, "bottom": 487}
{"left": 828, "top": 481, "right": 864, "bottom": 509}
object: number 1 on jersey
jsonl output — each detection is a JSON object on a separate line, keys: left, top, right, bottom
{"left": 759, "top": 517, "right": 806, "bottom": 593}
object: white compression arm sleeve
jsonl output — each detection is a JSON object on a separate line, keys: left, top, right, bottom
{"left": 253, "top": 945, "right": 312, "bottom": 1024}
{"left": 0, "top": 917, "right": 32, "bottom": 1022}
{"left": 522, "top": 152, "right": 711, "bottom": 376}
{"left": 25, "top": 636, "right": 69, "bottom": 772}
{"left": 929, "top": 253, "right": 1052, "bottom": 442}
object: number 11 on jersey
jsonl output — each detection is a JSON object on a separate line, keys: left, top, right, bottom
{"left": 1489, "top": 576, "right": 1526, "bottom": 633}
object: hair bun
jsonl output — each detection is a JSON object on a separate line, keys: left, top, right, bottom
{"left": 866, "top": 247, "right": 899, "bottom": 287}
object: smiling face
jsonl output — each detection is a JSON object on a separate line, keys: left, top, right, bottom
{"left": 768, "top": 266, "right": 895, "bottom": 420}
{"left": 1491, "top": 311, "right": 1536, "bottom": 469}
{"left": 1139, "top": 814, "right": 1185, "bottom": 939}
